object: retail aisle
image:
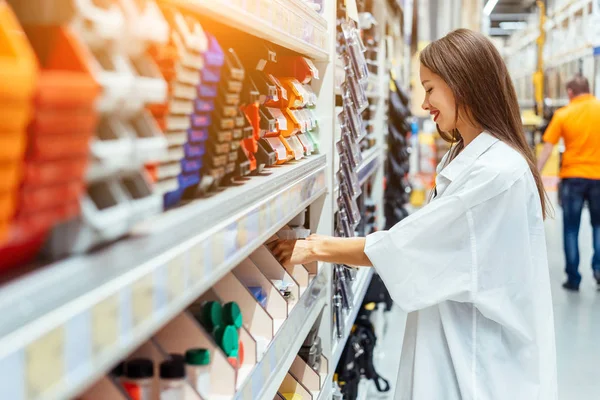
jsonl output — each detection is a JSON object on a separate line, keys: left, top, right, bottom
{"left": 545, "top": 194, "right": 600, "bottom": 400}
{"left": 369, "top": 193, "right": 600, "bottom": 399}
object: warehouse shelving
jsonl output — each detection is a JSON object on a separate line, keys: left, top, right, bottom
{"left": 0, "top": 155, "right": 327, "bottom": 400}
{"left": 505, "top": 0, "right": 597, "bottom": 108}
{"left": 0, "top": 0, "right": 401, "bottom": 398}
{"left": 234, "top": 265, "right": 329, "bottom": 400}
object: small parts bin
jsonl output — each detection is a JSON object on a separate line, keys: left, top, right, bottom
{"left": 0, "top": 2, "right": 38, "bottom": 245}
{"left": 150, "top": 10, "right": 215, "bottom": 206}
{"left": 0, "top": 24, "right": 98, "bottom": 269}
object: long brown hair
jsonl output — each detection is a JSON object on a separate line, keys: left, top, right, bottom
{"left": 420, "top": 29, "right": 550, "bottom": 219}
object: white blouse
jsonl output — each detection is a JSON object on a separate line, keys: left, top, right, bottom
{"left": 365, "top": 132, "right": 557, "bottom": 399}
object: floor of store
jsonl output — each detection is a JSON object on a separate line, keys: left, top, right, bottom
{"left": 371, "top": 193, "right": 600, "bottom": 400}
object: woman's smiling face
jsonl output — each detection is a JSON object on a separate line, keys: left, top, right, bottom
{"left": 420, "top": 63, "right": 458, "bottom": 132}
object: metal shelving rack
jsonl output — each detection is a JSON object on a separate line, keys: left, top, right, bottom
{"left": 0, "top": 0, "right": 402, "bottom": 399}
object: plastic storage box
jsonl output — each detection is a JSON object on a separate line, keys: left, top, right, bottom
{"left": 0, "top": 24, "right": 99, "bottom": 269}
{"left": 0, "top": 3, "right": 38, "bottom": 245}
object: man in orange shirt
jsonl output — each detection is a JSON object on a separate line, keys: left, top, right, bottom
{"left": 538, "top": 74, "right": 600, "bottom": 291}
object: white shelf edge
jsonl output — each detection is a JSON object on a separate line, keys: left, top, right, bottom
{"left": 164, "top": 0, "right": 329, "bottom": 61}
{"left": 331, "top": 267, "right": 375, "bottom": 369}
{"left": 0, "top": 156, "right": 328, "bottom": 400}
{"left": 316, "top": 372, "right": 334, "bottom": 400}
{"left": 234, "top": 264, "right": 329, "bottom": 400}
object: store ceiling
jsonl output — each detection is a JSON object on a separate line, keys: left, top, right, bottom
{"left": 488, "top": 0, "right": 538, "bottom": 36}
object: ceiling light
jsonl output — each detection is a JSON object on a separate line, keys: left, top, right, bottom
{"left": 483, "top": 0, "right": 500, "bottom": 16}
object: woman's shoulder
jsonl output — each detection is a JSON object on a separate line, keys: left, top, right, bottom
{"left": 473, "top": 140, "right": 529, "bottom": 182}
{"left": 455, "top": 142, "right": 532, "bottom": 208}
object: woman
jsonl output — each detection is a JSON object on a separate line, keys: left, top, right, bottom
{"left": 273, "top": 29, "right": 557, "bottom": 399}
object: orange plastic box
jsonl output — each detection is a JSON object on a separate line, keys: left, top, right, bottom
{"left": 0, "top": 3, "right": 38, "bottom": 242}
{"left": 0, "top": 3, "right": 38, "bottom": 103}
{"left": 25, "top": 26, "right": 99, "bottom": 107}
{"left": 29, "top": 134, "right": 91, "bottom": 161}
{"left": 24, "top": 158, "right": 88, "bottom": 186}
{"left": 0, "top": 131, "right": 27, "bottom": 163}
{"left": 20, "top": 181, "right": 84, "bottom": 211}
{"left": 30, "top": 108, "right": 97, "bottom": 136}
{"left": 0, "top": 163, "right": 22, "bottom": 193}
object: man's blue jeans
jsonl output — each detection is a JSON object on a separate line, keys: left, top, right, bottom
{"left": 560, "top": 178, "right": 600, "bottom": 286}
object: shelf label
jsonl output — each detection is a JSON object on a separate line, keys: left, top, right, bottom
{"left": 167, "top": 255, "right": 186, "bottom": 302}
{"left": 26, "top": 327, "right": 65, "bottom": 398}
{"left": 275, "top": 338, "right": 285, "bottom": 359}
{"left": 236, "top": 216, "right": 248, "bottom": 249}
{"left": 345, "top": 0, "right": 359, "bottom": 22}
{"left": 260, "top": 0, "right": 271, "bottom": 23}
{"left": 189, "top": 242, "right": 206, "bottom": 284}
{"left": 259, "top": 204, "right": 268, "bottom": 233}
{"left": 261, "top": 359, "right": 270, "bottom": 387}
{"left": 65, "top": 311, "right": 91, "bottom": 385}
{"left": 212, "top": 230, "right": 226, "bottom": 267}
{"left": 132, "top": 275, "right": 154, "bottom": 327}
{"left": 247, "top": 209, "right": 259, "bottom": 242}
{"left": 92, "top": 295, "right": 119, "bottom": 356}
{"left": 247, "top": 0, "right": 258, "bottom": 15}
{"left": 269, "top": 347, "right": 277, "bottom": 372}
{"left": 277, "top": 194, "right": 286, "bottom": 221}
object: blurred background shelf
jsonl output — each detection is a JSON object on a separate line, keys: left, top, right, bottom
{"left": 163, "top": 0, "right": 329, "bottom": 61}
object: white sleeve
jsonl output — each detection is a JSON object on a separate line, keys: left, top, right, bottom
{"left": 364, "top": 195, "right": 475, "bottom": 313}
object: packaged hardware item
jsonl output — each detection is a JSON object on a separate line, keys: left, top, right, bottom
{"left": 338, "top": 181, "right": 360, "bottom": 228}
{"left": 185, "top": 349, "right": 210, "bottom": 398}
{"left": 122, "top": 358, "right": 154, "bottom": 400}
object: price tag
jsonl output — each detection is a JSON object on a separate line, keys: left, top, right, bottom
{"left": 345, "top": 0, "right": 359, "bottom": 22}
{"left": 26, "top": 327, "right": 65, "bottom": 398}
{"left": 282, "top": 189, "right": 290, "bottom": 208}
{"left": 270, "top": 198, "right": 279, "bottom": 225}
{"left": 276, "top": 7, "right": 284, "bottom": 32}
{"left": 260, "top": 0, "right": 270, "bottom": 22}
{"left": 132, "top": 275, "right": 154, "bottom": 327}
{"left": 259, "top": 204, "right": 268, "bottom": 233}
{"left": 247, "top": 210, "right": 259, "bottom": 242}
{"left": 92, "top": 296, "right": 119, "bottom": 356}
{"left": 275, "top": 338, "right": 285, "bottom": 359}
{"left": 269, "top": 347, "right": 277, "bottom": 372}
{"left": 167, "top": 255, "right": 186, "bottom": 302}
{"left": 189, "top": 243, "right": 206, "bottom": 283}
{"left": 284, "top": 9, "right": 292, "bottom": 34}
{"left": 278, "top": 193, "right": 286, "bottom": 221}
{"left": 236, "top": 216, "right": 248, "bottom": 249}
{"left": 247, "top": 0, "right": 258, "bottom": 15}
{"left": 261, "top": 358, "right": 271, "bottom": 383}
{"left": 267, "top": 0, "right": 275, "bottom": 26}
{"left": 212, "top": 231, "right": 225, "bottom": 267}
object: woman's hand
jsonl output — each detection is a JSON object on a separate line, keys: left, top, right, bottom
{"left": 268, "top": 236, "right": 320, "bottom": 266}
{"left": 268, "top": 234, "right": 371, "bottom": 267}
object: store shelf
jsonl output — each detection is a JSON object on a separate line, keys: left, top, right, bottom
{"left": 331, "top": 268, "right": 374, "bottom": 368}
{"left": 234, "top": 265, "right": 328, "bottom": 400}
{"left": 0, "top": 155, "right": 327, "bottom": 400}
{"left": 357, "top": 146, "right": 383, "bottom": 186}
{"left": 162, "top": 0, "right": 329, "bottom": 61}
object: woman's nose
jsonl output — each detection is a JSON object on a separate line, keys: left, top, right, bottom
{"left": 422, "top": 99, "right": 429, "bottom": 111}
